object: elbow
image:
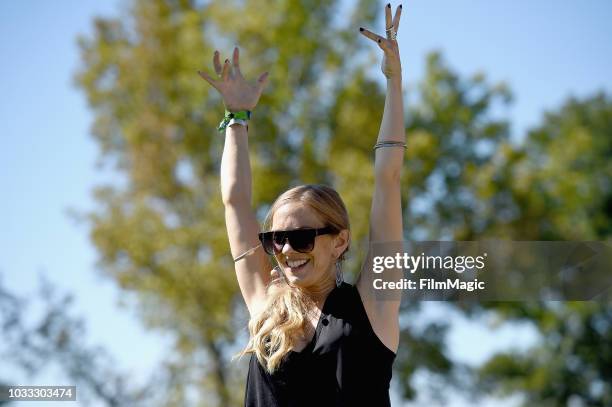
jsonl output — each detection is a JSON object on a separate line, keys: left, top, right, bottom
{"left": 222, "top": 193, "right": 250, "bottom": 207}
{"left": 221, "top": 187, "right": 250, "bottom": 206}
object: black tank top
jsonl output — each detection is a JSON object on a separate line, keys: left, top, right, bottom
{"left": 244, "top": 282, "right": 396, "bottom": 407}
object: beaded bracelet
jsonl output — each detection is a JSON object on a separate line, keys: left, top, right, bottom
{"left": 233, "top": 243, "right": 261, "bottom": 263}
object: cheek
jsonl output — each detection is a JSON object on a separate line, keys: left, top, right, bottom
{"left": 312, "top": 246, "right": 333, "bottom": 271}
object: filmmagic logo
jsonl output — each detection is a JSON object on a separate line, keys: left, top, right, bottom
{"left": 372, "top": 277, "right": 486, "bottom": 291}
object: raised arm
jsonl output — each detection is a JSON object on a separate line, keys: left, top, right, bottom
{"left": 198, "top": 47, "right": 271, "bottom": 315}
{"left": 356, "top": 3, "right": 405, "bottom": 352}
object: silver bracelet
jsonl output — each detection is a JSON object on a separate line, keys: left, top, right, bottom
{"left": 373, "top": 141, "right": 407, "bottom": 150}
{"left": 233, "top": 243, "right": 261, "bottom": 263}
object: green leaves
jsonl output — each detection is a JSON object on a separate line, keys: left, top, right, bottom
{"left": 74, "top": 0, "right": 612, "bottom": 404}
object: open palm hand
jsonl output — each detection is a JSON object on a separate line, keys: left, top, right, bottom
{"left": 198, "top": 47, "right": 269, "bottom": 111}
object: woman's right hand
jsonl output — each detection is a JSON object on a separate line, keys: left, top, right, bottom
{"left": 198, "top": 47, "right": 269, "bottom": 112}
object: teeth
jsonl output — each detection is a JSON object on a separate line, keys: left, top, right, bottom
{"left": 287, "top": 259, "right": 308, "bottom": 268}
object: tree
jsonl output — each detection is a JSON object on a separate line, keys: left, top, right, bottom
{"left": 395, "top": 49, "right": 612, "bottom": 405}
{"left": 468, "top": 93, "right": 612, "bottom": 406}
{"left": 74, "top": 0, "right": 457, "bottom": 404}
{"left": 73, "top": 0, "right": 612, "bottom": 404}
{"left": 0, "top": 272, "right": 157, "bottom": 406}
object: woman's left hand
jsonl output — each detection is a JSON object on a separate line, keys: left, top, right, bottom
{"left": 359, "top": 3, "right": 402, "bottom": 80}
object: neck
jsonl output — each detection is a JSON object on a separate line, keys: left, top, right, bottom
{"left": 301, "top": 273, "right": 336, "bottom": 307}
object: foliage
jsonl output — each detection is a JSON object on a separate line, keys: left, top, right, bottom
{"left": 66, "top": 0, "right": 612, "bottom": 405}
{"left": 72, "top": 0, "right": 455, "bottom": 404}
{"left": 467, "top": 93, "right": 612, "bottom": 406}
{"left": 0, "top": 273, "right": 157, "bottom": 406}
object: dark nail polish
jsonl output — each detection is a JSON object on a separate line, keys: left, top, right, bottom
{"left": 400, "top": 4, "right": 402, "bottom": 8}
{"left": 359, "top": 27, "right": 364, "bottom": 31}
{"left": 377, "top": 39, "right": 381, "bottom": 43}
{"left": 387, "top": 3, "right": 391, "bottom": 8}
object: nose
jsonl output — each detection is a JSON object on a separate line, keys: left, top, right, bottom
{"left": 280, "top": 238, "right": 295, "bottom": 254}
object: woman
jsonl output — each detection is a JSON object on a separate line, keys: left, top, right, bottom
{"left": 199, "top": 3, "right": 405, "bottom": 405}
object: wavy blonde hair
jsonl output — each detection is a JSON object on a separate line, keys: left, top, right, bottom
{"left": 240, "top": 184, "right": 350, "bottom": 373}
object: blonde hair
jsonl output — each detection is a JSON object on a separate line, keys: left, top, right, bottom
{"left": 240, "top": 184, "right": 350, "bottom": 373}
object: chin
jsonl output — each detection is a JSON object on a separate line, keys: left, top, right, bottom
{"left": 284, "top": 268, "right": 317, "bottom": 288}
{"left": 284, "top": 270, "right": 310, "bottom": 285}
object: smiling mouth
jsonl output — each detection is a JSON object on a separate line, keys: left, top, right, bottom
{"left": 285, "top": 259, "right": 310, "bottom": 270}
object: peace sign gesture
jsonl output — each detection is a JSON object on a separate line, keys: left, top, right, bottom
{"left": 359, "top": 3, "right": 403, "bottom": 80}
{"left": 198, "top": 47, "right": 270, "bottom": 111}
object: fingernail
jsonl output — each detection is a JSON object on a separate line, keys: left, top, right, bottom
{"left": 387, "top": 3, "right": 391, "bottom": 8}
{"left": 225, "top": 59, "right": 229, "bottom": 63}
{"left": 377, "top": 39, "right": 381, "bottom": 43}
{"left": 359, "top": 27, "right": 364, "bottom": 31}
{"left": 400, "top": 4, "right": 402, "bottom": 8}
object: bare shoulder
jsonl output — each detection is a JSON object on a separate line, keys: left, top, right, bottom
{"left": 356, "top": 276, "right": 400, "bottom": 353}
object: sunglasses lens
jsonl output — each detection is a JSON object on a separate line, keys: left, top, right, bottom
{"left": 260, "top": 229, "right": 322, "bottom": 255}
{"left": 272, "top": 232, "right": 286, "bottom": 254}
{"left": 289, "top": 229, "right": 316, "bottom": 253}
{"left": 259, "top": 232, "right": 276, "bottom": 255}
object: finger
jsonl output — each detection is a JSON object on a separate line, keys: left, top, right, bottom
{"left": 359, "top": 27, "right": 385, "bottom": 45}
{"left": 232, "top": 46, "right": 242, "bottom": 77}
{"left": 256, "top": 71, "right": 270, "bottom": 94}
{"left": 392, "top": 4, "right": 402, "bottom": 34}
{"left": 385, "top": 3, "right": 392, "bottom": 33}
{"left": 213, "top": 51, "right": 223, "bottom": 76}
{"left": 378, "top": 38, "right": 391, "bottom": 53}
{"left": 360, "top": 28, "right": 389, "bottom": 52}
{"left": 197, "top": 70, "right": 219, "bottom": 88}
{"left": 222, "top": 58, "right": 232, "bottom": 81}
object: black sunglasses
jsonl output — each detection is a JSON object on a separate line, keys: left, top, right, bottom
{"left": 258, "top": 226, "right": 337, "bottom": 255}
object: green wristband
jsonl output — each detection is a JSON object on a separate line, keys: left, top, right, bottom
{"left": 218, "top": 109, "right": 252, "bottom": 132}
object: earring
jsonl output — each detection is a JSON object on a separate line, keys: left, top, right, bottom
{"left": 335, "top": 261, "right": 343, "bottom": 287}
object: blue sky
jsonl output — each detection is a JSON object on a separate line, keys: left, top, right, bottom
{"left": 1, "top": 1, "right": 611, "bottom": 406}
